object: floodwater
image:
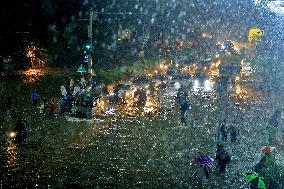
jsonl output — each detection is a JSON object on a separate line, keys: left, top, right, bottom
{"left": 0, "top": 76, "right": 283, "bottom": 189}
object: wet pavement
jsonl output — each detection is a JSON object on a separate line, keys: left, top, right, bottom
{"left": 0, "top": 79, "right": 283, "bottom": 189}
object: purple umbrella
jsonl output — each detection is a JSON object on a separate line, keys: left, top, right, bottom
{"left": 195, "top": 155, "right": 214, "bottom": 166}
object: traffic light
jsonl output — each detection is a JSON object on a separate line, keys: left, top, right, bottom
{"left": 83, "top": 51, "right": 91, "bottom": 63}
{"left": 85, "top": 44, "right": 91, "bottom": 50}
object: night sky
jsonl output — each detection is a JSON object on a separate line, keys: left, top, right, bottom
{"left": 1, "top": 0, "right": 284, "bottom": 60}
{"left": 0, "top": 0, "right": 82, "bottom": 55}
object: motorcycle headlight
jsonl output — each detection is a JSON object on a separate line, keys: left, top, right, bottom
{"left": 194, "top": 80, "right": 199, "bottom": 91}
{"left": 204, "top": 80, "right": 212, "bottom": 91}
{"left": 9, "top": 132, "right": 16, "bottom": 138}
{"left": 174, "top": 82, "right": 181, "bottom": 90}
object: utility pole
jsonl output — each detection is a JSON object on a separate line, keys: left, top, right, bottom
{"left": 83, "top": 10, "right": 143, "bottom": 74}
{"left": 88, "top": 8, "right": 93, "bottom": 74}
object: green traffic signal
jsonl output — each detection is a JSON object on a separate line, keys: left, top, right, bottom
{"left": 85, "top": 44, "right": 91, "bottom": 50}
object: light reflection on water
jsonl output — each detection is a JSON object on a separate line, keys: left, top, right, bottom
{"left": 6, "top": 144, "right": 18, "bottom": 168}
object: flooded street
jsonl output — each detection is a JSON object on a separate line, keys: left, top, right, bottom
{"left": 1, "top": 77, "right": 282, "bottom": 189}
{"left": 2, "top": 0, "right": 284, "bottom": 188}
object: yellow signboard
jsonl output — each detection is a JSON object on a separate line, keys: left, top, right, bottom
{"left": 248, "top": 28, "right": 264, "bottom": 43}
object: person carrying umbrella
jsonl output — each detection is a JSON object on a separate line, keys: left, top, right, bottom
{"left": 251, "top": 146, "right": 283, "bottom": 189}
{"left": 194, "top": 155, "right": 214, "bottom": 186}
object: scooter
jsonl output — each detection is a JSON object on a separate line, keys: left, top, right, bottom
{"left": 7, "top": 120, "right": 28, "bottom": 145}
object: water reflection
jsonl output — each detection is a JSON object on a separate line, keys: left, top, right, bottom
{"left": 6, "top": 144, "right": 18, "bottom": 168}
{"left": 19, "top": 68, "right": 45, "bottom": 84}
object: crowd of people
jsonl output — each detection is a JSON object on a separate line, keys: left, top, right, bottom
{"left": 1, "top": 75, "right": 101, "bottom": 143}
{"left": 29, "top": 75, "right": 99, "bottom": 116}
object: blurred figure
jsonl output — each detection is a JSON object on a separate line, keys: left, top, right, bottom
{"left": 176, "top": 89, "right": 191, "bottom": 125}
{"left": 60, "top": 96, "right": 68, "bottom": 116}
{"left": 72, "top": 84, "right": 81, "bottom": 97}
{"left": 48, "top": 97, "right": 57, "bottom": 114}
{"left": 60, "top": 85, "right": 67, "bottom": 98}
{"left": 252, "top": 147, "right": 281, "bottom": 189}
{"left": 216, "top": 144, "right": 231, "bottom": 174}
{"left": 66, "top": 95, "right": 73, "bottom": 113}
{"left": 216, "top": 122, "right": 227, "bottom": 141}
{"left": 80, "top": 76, "right": 87, "bottom": 88}
{"left": 39, "top": 97, "right": 48, "bottom": 114}
{"left": 197, "top": 165, "right": 210, "bottom": 185}
{"left": 14, "top": 119, "right": 28, "bottom": 145}
{"left": 180, "top": 98, "right": 191, "bottom": 125}
{"left": 69, "top": 77, "right": 75, "bottom": 92}
{"left": 4, "top": 95, "right": 13, "bottom": 113}
{"left": 31, "top": 89, "right": 40, "bottom": 108}
{"left": 64, "top": 77, "right": 71, "bottom": 95}
{"left": 228, "top": 126, "right": 238, "bottom": 142}
{"left": 134, "top": 87, "right": 147, "bottom": 107}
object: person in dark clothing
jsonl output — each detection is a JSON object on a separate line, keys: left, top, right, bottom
{"left": 14, "top": 119, "right": 28, "bottom": 144}
{"left": 219, "top": 122, "right": 227, "bottom": 141}
{"left": 228, "top": 126, "right": 238, "bottom": 142}
{"left": 48, "top": 97, "right": 57, "bottom": 114}
{"left": 175, "top": 87, "right": 184, "bottom": 105}
{"left": 216, "top": 144, "right": 231, "bottom": 174}
{"left": 134, "top": 87, "right": 146, "bottom": 107}
{"left": 60, "top": 96, "right": 68, "bottom": 116}
{"left": 180, "top": 99, "right": 191, "bottom": 125}
{"left": 269, "top": 108, "right": 282, "bottom": 127}
{"left": 176, "top": 89, "right": 191, "bottom": 125}
{"left": 66, "top": 95, "right": 73, "bottom": 113}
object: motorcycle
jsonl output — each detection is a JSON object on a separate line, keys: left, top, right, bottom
{"left": 7, "top": 119, "right": 28, "bottom": 145}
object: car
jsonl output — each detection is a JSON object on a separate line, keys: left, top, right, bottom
{"left": 132, "top": 76, "right": 155, "bottom": 93}
{"left": 165, "top": 72, "right": 189, "bottom": 83}
{"left": 110, "top": 83, "right": 137, "bottom": 104}
{"left": 215, "top": 76, "right": 238, "bottom": 95}
{"left": 226, "top": 78, "right": 237, "bottom": 94}
{"left": 193, "top": 72, "right": 213, "bottom": 92}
